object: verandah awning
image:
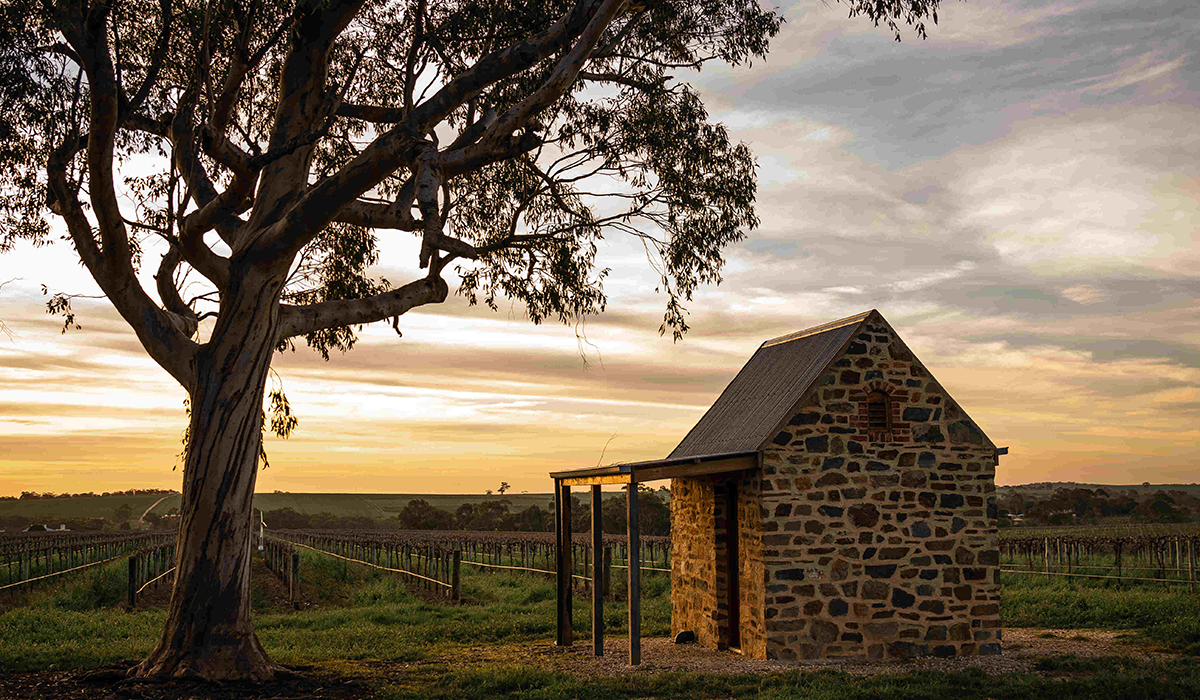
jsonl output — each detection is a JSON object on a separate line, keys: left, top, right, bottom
{"left": 548, "top": 450, "right": 759, "bottom": 665}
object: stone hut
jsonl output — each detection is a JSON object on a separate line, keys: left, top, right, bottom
{"left": 669, "top": 309, "right": 1003, "bottom": 661}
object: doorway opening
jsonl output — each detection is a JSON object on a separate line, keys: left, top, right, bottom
{"left": 723, "top": 480, "right": 741, "bottom": 650}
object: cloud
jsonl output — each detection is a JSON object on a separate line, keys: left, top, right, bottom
{"left": 1061, "top": 284, "right": 1106, "bottom": 304}
{"left": 1, "top": 0, "right": 1198, "bottom": 493}
{"left": 697, "top": 0, "right": 1198, "bottom": 168}
{"left": 889, "top": 261, "right": 979, "bottom": 293}
{"left": 1077, "top": 51, "right": 1191, "bottom": 94}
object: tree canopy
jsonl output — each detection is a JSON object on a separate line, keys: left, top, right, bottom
{"left": 1, "top": 0, "right": 790, "bottom": 367}
{"left": 0, "top": 0, "right": 945, "bottom": 369}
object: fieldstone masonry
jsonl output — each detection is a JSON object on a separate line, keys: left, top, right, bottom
{"left": 671, "top": 314, "right": 1001, "bottom": 661}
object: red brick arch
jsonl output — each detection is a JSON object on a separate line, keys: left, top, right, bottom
{"left": 847, "top": 381, "right": 911, "bottom": 443}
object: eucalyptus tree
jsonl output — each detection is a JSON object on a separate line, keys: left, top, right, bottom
{"left": 0, "top": 0, "right": 941, "bottom": 681}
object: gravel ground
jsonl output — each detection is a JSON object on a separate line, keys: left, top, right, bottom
{"left": 463, "top": 628, "right": 1172, "bottom": 678}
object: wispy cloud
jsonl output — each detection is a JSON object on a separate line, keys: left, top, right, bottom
{"left": 0, "top": 0, "right": 1197, "bottom": 493}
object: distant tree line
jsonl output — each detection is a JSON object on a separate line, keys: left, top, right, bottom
{"left": 257, "top": 486, "right": 672, "bottom": 536}
{"left": 2, "top": 487, "right": 674, "bottom": 536}
{"left": 998, "top": 487, "right": 1200, "bottom": 526}
{"left": 394, "top": 486, "right": 670, "bottom": 535}
{"left": 0, "top": 488, "right": 178, "bottom": 501}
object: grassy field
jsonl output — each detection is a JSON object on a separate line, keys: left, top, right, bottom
{"left": 2, "top": 552, "right": 1199, "bottom": 698}
{"left": 0, "top": 545, "right": 672, "bottom": 672}
{"left": 1000, "top": 574, "right": 1200, "bottom": 654}
{"left": 371, "top": 657, "right": 1200, "bottom": 700}
{"left": 0, "top": 493, "right": 174, "bottom": 523}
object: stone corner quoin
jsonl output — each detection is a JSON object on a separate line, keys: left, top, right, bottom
{"left": 670, "top": 314, "right": 1002, "bottom": 662}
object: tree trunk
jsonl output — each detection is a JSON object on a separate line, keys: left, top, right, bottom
{"left": 134, "top": 269, "right": 284, "bottom": 681}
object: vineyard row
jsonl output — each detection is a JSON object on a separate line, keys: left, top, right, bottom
{"left": 1001, "top": 534, "right": 1199, "bottom": 588}
{"left": 0, "top": 531, "right": 174, "bottom": 590}
{"left": 270, "top": 528, "right": 674, "bottom": 599}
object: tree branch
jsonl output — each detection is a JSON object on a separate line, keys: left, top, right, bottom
{"left": 335, "top": 102, "right": 406, "bottom": 123}
{"left": 168, "top": 111, "right": 235, "bottom": 288}
{"left": 246, "top": 0, "right": 367, "bottom": 242}
{"left": 125, "top": 0, "right": 172, "bottom": 112}
{"left": 277, "top": 274, "right": 448, "bottom": 341}
{"left": 333, "top": 198, "right": 419, "bottom": 231}
{"left": 474, "top": 0, "right": 627, "bottom": 153}
{"left": 155, "top": 247, "right": 200, "bottom": 337}
{"left": 53, "top": 3, "right": 200, "bottom": 387}
{"left": 44, "top": 102, "right": 198, "bottom": 387}
{"left": 254, "top": 0, "right": 612, "bottom": 264}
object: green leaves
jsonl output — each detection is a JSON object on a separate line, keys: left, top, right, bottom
{"left": 0, "top": 1, "right": 65, "bottom": 254}
{"left": 284, "top": 222, "right": 390, "bottom": 360}
{"left": 843, "top": 0, "right": 942, "bottom": 41}
{"left": 267, "top": 386, "right": 298, "bottom": 440}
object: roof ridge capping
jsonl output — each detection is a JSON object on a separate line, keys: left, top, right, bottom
{"left": 762, "top": 309, "right": 876, "bottom": 348}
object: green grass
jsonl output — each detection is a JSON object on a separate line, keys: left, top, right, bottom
{"left": 0, "top": 606, "right": 166, "bottom": 671}
{"left": 0, "top": 547, "right": 672, "bottom": 672}
{"left": 375, "top": 658, "right": 1200, "bottom": 700}
{"left": 256, "top": 548, "right": 672, "bottom": 666}
{"left": 1001, "top": 572, "right": 1200, "bottom": 654}
{"left": 4, "top": 549, "right": 1200, "bottom": 699}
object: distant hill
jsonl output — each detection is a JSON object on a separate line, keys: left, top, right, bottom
{"left": 998, "top": 482, "right": 1200, "bottom": 497}
{"left": 0, "top": 493, "right": 175, "bottom": 523}
{"left": 0, "top": 490, "right": 668, "bottom": 523}
{"left": 244, "top": 492, "right": 559, "bottom": 519}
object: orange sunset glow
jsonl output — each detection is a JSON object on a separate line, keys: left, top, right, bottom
{"left": 2, "top": 0, "right": 1198, "bottom": 496}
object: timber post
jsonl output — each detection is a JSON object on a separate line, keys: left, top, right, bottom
{"left": 562, "top": 483, "right": 573, "bottom": 645}
{"left": 452, "top": 550, "right": 461, "bottom": 601}
{"left": 555, "top": 479, "right": 563, "bottom": 644}
{"left": 592, "top": 484, "right": 604, "bottom": 657}
{"left": 290, "top": 551, "right": 300, "bottom": 604}
{"left": 603, "top": 546, "right": 612, "bottom": 599}
{"left": 127, "top": 555, "right": 137, "bottom": 608}
{"left": 1189, "top": 539, "right": 1195, "bottom": 594}
{"left": 555, "top": 479, "right": 574, "bottom": 646}
{"left": 627, "top": 483, "right": 641, "bottom": 666}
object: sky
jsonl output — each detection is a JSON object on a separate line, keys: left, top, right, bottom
{"left": 1, "top": 0, "right": 1198, "bottom": 496}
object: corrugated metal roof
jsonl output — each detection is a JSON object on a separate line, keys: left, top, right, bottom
{"left": 668, "top": 311, "right": 873, "bottom": 460}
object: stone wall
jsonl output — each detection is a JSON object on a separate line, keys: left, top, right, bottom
{"left": 735, "top": 471, "right": 767, "bottom": 658}
{"left": 671, "top": 473, "right": 766, "bottom": 655}
{"left": 759, "top": 316, "right": 1001, "bottom": 660}
{"left": 671, "top": 477, "right": 719, "bottom": 646}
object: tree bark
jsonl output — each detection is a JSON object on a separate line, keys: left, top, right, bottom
{"left": 134, "top": 267, "right": 285, "bottom": 681}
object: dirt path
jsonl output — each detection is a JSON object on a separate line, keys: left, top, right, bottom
{"left": 138, "top": 495, "right": 175, "bottom": 524}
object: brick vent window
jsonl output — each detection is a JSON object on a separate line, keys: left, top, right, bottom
{"left": 866, "top": 390, "right": 891, "bottom": 431}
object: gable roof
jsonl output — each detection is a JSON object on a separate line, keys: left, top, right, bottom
{"left": 669, "top": 311, "right": 873, "bottom": 460}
